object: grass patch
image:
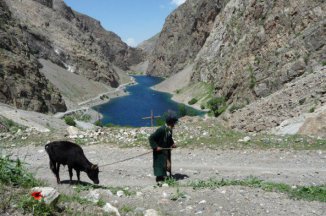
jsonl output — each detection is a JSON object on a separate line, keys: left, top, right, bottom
{"left": 64, "top": 116, "right": 76, "bottom": 127}
{"left": 0, "top": 116, "right": 25, "bottom": 133}
{"left": 188, "top": 98, "right": 198, "bottom": 105}
{"left": 186, "top": 177, "right": 326, "bottom": 202}
{"left": 120, "top": 205, "right": 135, "bottom": 214}
{"left": 0, "top": 156, "right": 44, "bottom": 188}
{"left": 170, "top": 188, "right": 187, "bottom": 201}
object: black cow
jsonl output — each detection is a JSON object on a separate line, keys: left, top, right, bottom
{"left": 45, "top": 141, "right": 100, "bottom": 184}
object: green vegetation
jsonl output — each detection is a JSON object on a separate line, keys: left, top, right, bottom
{"left": 100, "top": 94, "right": 109, "bottom": 100}
{"left": 64, "top": 116, "right": 76, "bottom": 126}
{"left": 248, "top": 65, "right": 256, "bottom": 89}
{"left": 309, "top": 107, "right": 315, "bottom": 113}
{"left": 0, "top": 156, "right": 43, "bottom": 188}
{"left": 298, "top": 98, "right": 306, "bottom": 105}
{"left": 188, "top": 98, "right": 198, "bottom": 105}
{"left": 322, "top": 61, "right": 326, "bottom": 66}
{"left": 186, "top": 177, "right": 326, "bottom": 202}
{"left": 170, "top": 188, "right": 187, "bottom": 201}
{"left": 95, "top": 120, "right": 103, "bottom": 127}
{"left": 207, "top": 97, "right": 227, "bottom": 117}
{"left": 229, "top": 103, "right": 245, "bottom": 113}
{"left": 0, "top": 116, "right": 25, "bottom": 133}
{"left": 120, "top": 205, "right": 135, "bottom": 214}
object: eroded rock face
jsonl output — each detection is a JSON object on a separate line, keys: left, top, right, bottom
{"left": 0, "top": 0, "right": 66, "bottom": 113}
{"left": 3, "top": 0, "right": 144, "bottom": 88}
{"left": 146, "top": 0, "right": 227, "bottom": 76}
{"left": 0, "top": 0, "right": 145, "bottom": 113}
{"left": 193, "top": 0, "right": 325, "bottom": 104}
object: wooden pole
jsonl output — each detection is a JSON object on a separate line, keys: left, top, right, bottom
{"left": 142, "top": 110, "right": 160, "bottom": 127}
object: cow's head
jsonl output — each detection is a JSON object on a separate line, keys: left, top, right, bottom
{"left": 87, "top": 164, "right": 99, "bottom": 184}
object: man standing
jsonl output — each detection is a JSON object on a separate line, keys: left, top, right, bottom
{"left": 149, "top": 114, "right": 178, "bottom": 183}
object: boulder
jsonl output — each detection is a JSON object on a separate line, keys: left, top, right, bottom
{"left": 31, "top": 187, "right": 60, "bottom": 205}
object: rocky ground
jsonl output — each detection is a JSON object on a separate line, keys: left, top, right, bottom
{"left": 1, "top": 116, "right": 325, "bottom": 215}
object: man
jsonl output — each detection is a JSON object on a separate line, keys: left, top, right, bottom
{"left": 149, "top": 114, "right": 178, "bottom": 183}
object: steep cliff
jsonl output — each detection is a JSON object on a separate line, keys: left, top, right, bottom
{"left": 0, "top": 0, "right": 67, "bottom": 113}
{"left": 0, "top": 0, "right": 145, "bottom": 113}
{"left": 192, "top": 0, "right": 325, "bottom": 131}
{"left": 146, "top": 0, "right": 228, "bottom": 76}
{"left": 4, "top": 0, "right": 144, "bottom": 87}
{"left": 152, "top": 0, "right": 325, "bottom": 133}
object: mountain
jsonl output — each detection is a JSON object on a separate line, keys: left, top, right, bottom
{"left": 0, "top": 0, "right": 66, "bottom": 113}
{"left": 150, "top": 0, "right": 325, "bottom": 134}
{"left": 147, "top": 0, "right": 228, "bottom": 77}
{"left": 137, "top": 33, "right": 160, "bottom": 55}
{"left": 0, "top": 0, "right": 144, "bottom": 113}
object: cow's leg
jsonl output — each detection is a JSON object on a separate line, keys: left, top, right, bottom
{"left": 49, "top": 160, "right": 60, "bottom": 183}
{"left": 55, "top": 162, "right": 61, "bottom": 184}
{"left": 68, "top": 166, "right": 73, "bottom": 184}
{"left": 76, "top": 170, "right": 80, "bottom": 183}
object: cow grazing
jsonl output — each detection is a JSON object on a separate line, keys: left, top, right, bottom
{"left": 45, "top": 141, "right": 100, "bottom": 184}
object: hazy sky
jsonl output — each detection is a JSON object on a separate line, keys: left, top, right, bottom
{"left": 64, "top": 0, "right": 186, "bottom": 47}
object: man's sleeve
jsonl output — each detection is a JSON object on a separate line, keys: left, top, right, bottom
{"left": 149, "top": 127, "right": 163, "bottom": 149}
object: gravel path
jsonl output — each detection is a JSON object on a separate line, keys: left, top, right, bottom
{"left": 5, "top": 145, "right": 326, "bottom": 216}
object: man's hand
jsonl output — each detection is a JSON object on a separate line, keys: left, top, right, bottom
{"left": 171, "top": 144, "right": 177, "bottom": 148}
{"left": 155, "top": 147, "right": 162, "bottom": 152}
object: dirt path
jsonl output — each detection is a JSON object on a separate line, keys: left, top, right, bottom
{"left": 5, "top": 145, "right": 326, "bottom": 215}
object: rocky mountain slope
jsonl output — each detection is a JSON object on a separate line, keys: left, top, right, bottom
{"left": 0, "top": 0, "right": 144, "bottom": 113}
{"left": 0, "top": 0, "right": 66, "bottom": 113}
{"left": 146, "top": 0, "right": 228, "bottom": 76}
{"left": 150, "top": 0, "right": 325, "bottom": 135}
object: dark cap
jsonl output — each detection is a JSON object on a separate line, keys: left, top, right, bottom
{"left": 165, "top": 111, "right": 178, "bottom": 125}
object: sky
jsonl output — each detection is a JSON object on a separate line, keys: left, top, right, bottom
{"left": 64, "top": 0, "right": 186, "bottom": 47}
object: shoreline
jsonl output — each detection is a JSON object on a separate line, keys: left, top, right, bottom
{"left": 54, "top": 79, "right": 135, "bottom": 120}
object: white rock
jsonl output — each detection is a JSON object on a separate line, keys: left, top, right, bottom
{"left": 116, "top": 190, "right": 124, "bottom": 197}
{"left": 67, "top": 126, "right": 79, "bottom": 138}
{"left": 199, "top": 200, "right": 206, "bottom": 204}
{"left": 243, "top": 136, "right": 251, "bottom": 142}
{"left": 103, "top": 203, "right": 120, "bottom": 216}
{"left": 106, "top": 189, "right": 113, "bottom": 196}
{"left": 136, "top": 192, "right": 143, "bottom": 197}
{"left": 144, "top": 209, "right": 159, "bottom": 216}
{"left": 162, "top": 191, "right": 169, "bottom": 198}
{"left": 38, "top": 149, "right": 44, "bottom": 153}
{"left": 85, "top": 190, "right": 100, "bottom": 203}
{"left": 31, "top": 187, "right": 60, "bottom": 205}
{"left": 162, "top": 183, "right": 169, "bottom": 187}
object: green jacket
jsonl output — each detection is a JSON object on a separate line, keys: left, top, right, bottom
{"left": 149, "top": 125, "right": 174, "bottom": 176}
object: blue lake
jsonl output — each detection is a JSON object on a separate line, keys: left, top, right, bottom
{"left": 94, "top": 76, "right": 204, "bottom": 127}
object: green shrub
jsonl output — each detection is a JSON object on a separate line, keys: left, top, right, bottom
{"left": 229, "top": 103, "right": 245, "bottom": 113}
{"left": 299, "top": 98, "right": 306, "bottom": 105}
{"left": 200, "top": 104, "right": 205, "bottom": 110}
{"left": 0, "top": 156, "right": 43, "bottom": 187}
{"left": 64, "top": 116, "right": 76, "bottom": 126}
{"left": 95, "top": 120, "right": 103, "bottom": 127}
{"left": 207, "top": 97, "right": 227, "bottom": 117}
{"left": 309, "top": 107, "right": 315, "bottom": 113}
{"left": 188, "top": 98, "right": 198, "bottom": 105}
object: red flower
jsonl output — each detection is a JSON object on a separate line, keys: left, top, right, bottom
{"left": 31, "top": 191, "right": 43, "bottom": 200}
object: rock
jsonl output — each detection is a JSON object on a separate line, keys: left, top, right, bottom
{"left": 136, "top": 191, "right": 143, "bottom": 197}
{"left": 67, "top": 126, "right": 79, "bottom": 138}
{"left": 162, "top": 183, "right": 169, "bottom": 187}
{"left": 199, "top": 200, "right": 207, "bottom": 204}
{"left": 144, "top": 209, "right": 159, "bottom": 216}
{"left": 102, "top": 203, "right": 120, "bottom": 216}
{"left": 31, "top": 187, "right": 60, "bottom": 205}
{"left": 85, "top": 190, "right": 100, "bottom": 203}
{"left": 116, "top": 190, "right": 124, "bottom": 197}
{"left": 239, "top": 136, "right": 251, "bottom": 142}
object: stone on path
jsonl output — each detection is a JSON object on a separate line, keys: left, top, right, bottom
{"left": 103, "top": 203, "right": 120, "bottom": 216}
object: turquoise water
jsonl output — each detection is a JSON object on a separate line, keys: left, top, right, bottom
{"left": 94, "top": 76, "right": 204, "bottom": 127}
